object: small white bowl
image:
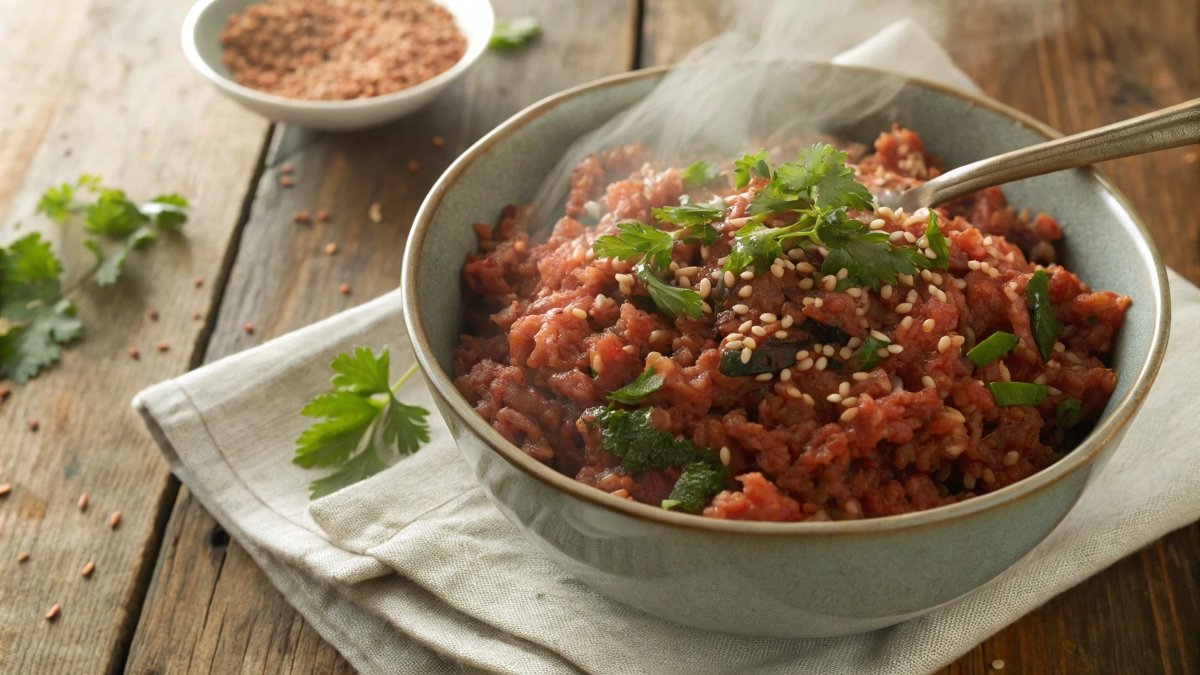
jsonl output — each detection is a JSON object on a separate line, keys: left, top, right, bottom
{"left": 181, "top": 0, "right": 494, "bottom": 131}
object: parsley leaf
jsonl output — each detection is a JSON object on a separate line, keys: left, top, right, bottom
{"left": 85, "top": 188, "right": 146, "bottom": 237}
{"left": 680, "top": 160, "right": 720, "bottom": 191}
{"left": 1025, "top": 269, "right": 1062, "bottom": 362}
{"left": 0, "top": 299, "right": 81, "bottom": 383}
{"left": 37, "top": 183, "right": 76, "bottom": 222}
{"left": 777, "top": 144, "right": 873, "bottom": 211}
{"left": 588, "top": 405, "right": 710, "bottom": 469}
{"left": 490, "top": 17, "right": 541, "bottom": 51}
{"left": 855, "top": 335, "right": 890, "bottom": 371}
{"left": 0, "top": 233, "right": 63, "bottom": 323}
{"left": 85, "top": 225, "right": 159, "bottom": 287}
{"left": 609, "top": 365, "right": 665, "bottom": 404}
{"left": 733, "top": 150, "right": 770, "bottom": 189}
{"left": 818, "top": 214, "right": 926, "bottom": 289}
{"left": 924, "top": 211, "right": 949, "bottom": 270}
{"left": 593, "top": 222, "right": 675, "bottom": 269}
{"left": 636, "top": 263, "right": 703, "bottom": 321}
{"left": 662, "top": 461, "right": 726, "bottom": 513}
{"left": 652, "top": 203, "right": 723, "bottom": 228}
{"left": 294, "top": 347, "right": 431, "bottom": 499}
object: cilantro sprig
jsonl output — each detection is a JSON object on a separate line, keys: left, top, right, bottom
{"left": 608, "top": 365, "right": 664, "bottom": 404}
{"left": 680, "top": 160, "right": 720, "bottom": 191}
{"left": 0, "top": 176, "right": 189, "bottom": 383}
{"left": 489, "top": 17, "right": 541, "bottom": 51}
{"left": 294, "top": 347, "right": 431, "bottom": 499}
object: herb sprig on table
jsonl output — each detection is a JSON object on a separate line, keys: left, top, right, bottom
{"left": 0, "top": 176, "right": 189, "bottom": 383}
{"left": 489, "top": 18, "right": 541, "bottom": 51}
{"left": 294, "top": 347, "right": 432, "bottom": 499}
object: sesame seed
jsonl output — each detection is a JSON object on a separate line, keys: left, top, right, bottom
{"left": 840, "top": 407, "right": 859, "bottom": 422}
{"left": 751, "top": 326, "right": 767, "bottom": 337}
{"left": 760, "top": 313, "right": 777, "bottom": 323}
{"left": 803, "top": 393, "right": 816, "bottom": 406}
{"left": 755, "top": 373, "right": 773, "bottom": 382}
{"left": 786, "top": 386, "right": 803, "bottom": 399}
{"left": 781, "top": 315, "right": 794, "bottom": 328}
{"left": 899, "top": 316, "right": 914, "bottom": 330}
{"left": 895, "top": 302, "right": 913, "bottom": 314}
{"left": 922, "top": 375, "right": 936, "bottom": 389}
{"left": 719, "top": 446, "right": 731, "bottom": 466}
{"left": 697, "top": 278, "right": 712, "bottom": 298}
{"left": 738, "top": 286, "right": 753, "bottom": 298}
{"left": 770, "top": 265, "right": 784, "bottom": 278}
{"left": 869, "top": 218, "right": 886, "bottom": 230}
{"left": 774, "top": 330, "right": 788, "bottom": 339}
{"left": 740, "top": 270, "right": 754, "bottom": 281}
{"left": 842, "top": 396, "right": 859, "bottom": 407}
{"left": 886, "top": 344, "right": 904, "bottom": 354}
{"left": 839, "top": 381, "right": 851, "bottom": 396}
{"left": 780, "top": 369, "right": 792, "bottom": 382}
{"left": 796, "top": 349, "right": 810, "bottom": 360}
{"left": 571, "top": 308, "right": 588, "bottom": 320}
{"left": 797, "top": 357, "right": 814, "bottom": 371}
{"left": 743, "top": 337, "right": 758, "bottom": 350}
{"left": 1003, "top": 451, "right": 1020, "bottom": 466}
{"left": 967, "top": 260, "right": 981, "bottom": 270}
{"left": 938, "top": 336, "right": 952, "bottom": 353}
{"left": 813, "top": 298, "right": 824, "bottom": 308}
{"left": 724, "top": 271, "right": 736, "bottom": 287}
{"left": 799, "top": 278, "right": 814, "bottom": 291}
{"left": 827, "top": 393, "right": 843, "bottom": 403}
{"left": 81, "top": 560, "right": 95, "bottom": 578}
{"left": 923, "top": 318, "right": 936, "bottom": 332}
{"left": 740, "top": 349, "right": 752, "bottom": 364}
{"left": 815, "top": 356, "right": 828, "bottom": 371}
{"left": 726, "top": 340, "right": 744, "bottom": 350}
{"left": 853, "top": 372, "right": 870, "bottom": 381}
{"left": 733, "top": 304, "right": 749, "bottom": 315}
{"left": 870, "top": 330, "right": 890, "bottom": 342}
{"left": 738, "top": 320, "right": 753, "bottom": 334}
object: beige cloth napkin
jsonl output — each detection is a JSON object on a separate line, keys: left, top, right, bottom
{"left": 134, "top": 23, "right": 1200, "bottom": 675}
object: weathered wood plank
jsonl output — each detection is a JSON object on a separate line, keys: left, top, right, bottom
{"left": 643, "top": 1, "right": 1200, "bottom": 673}
{"left": 0, "top": 0, "right": 270, "bottom": 671}
{"left": 125, "top": 1, "right": 639, "bottom": 671}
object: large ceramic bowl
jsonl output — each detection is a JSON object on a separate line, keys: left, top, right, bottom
{"left": 401, "top": 64, "right": 1169, "bottom": 638}
{"left": 181, "top": 0, "right": 494, "bottom": 131}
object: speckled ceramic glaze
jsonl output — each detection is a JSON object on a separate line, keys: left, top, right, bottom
{"left": 401, "top": 64, "right": 1169, "bottom": 638}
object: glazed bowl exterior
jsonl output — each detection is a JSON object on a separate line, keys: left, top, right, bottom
{"left": 181, "top": 0, "right": 494, "bottom": 131}
{"left": 401, "top": 64, "right": 1169, "bottom": 638}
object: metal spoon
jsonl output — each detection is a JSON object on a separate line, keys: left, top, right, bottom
{"left": 877, "top": 97, "right": 1200, "bottom": 213}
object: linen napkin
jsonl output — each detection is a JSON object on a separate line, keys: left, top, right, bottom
{"left": 134, "top": 22, "right": 1200, "bottom": 675}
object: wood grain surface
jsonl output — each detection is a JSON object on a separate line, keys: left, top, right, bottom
{"left": 1, "top": 0, "right": 1195, "bottom": 673}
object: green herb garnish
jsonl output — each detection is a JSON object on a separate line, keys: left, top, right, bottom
{"left": 662, "top": 461, "right": 726, "bottom": 513}
{"left": 1056, "top": 399, "right": 1082, "bottom": 429}
{"left": 733, "top": 150, "right": 770, "bottom": 189}
{"left": 589, "top": 405, "right": 706, "bottom": 470}
{"left": 1, "top": 176, "right": 189, "bottom": 383}
{"left": 855, "top": 335, "right": 890, "bottom": 371}
{"left": 609, "top": 365, "right": 665, "bottom": 404}
{"left": 636, "top": 263, "right": 703, "bottom": 320}
{"left": 1026, "top": 269, "right": 1062, "bottom": 362}
{"left": 294, "top": 347, "right": 431, "bottom": 499}
{"left": 594, "top": 222, "right": 676, "bottom": 269}
{"left": 680, "top": 160, "right": 720, "bottom": 191}
{"left": 489, "top": 18, "right": 541, "bottom": 51}
{"left": 924, "top": 211, "right": 949, "bottom": 270}
{"left": 966, "top": 331, "right": 1019, "bottom": 366}
{"left": 987, "top": 381, "right": 1048, "bottom": 407}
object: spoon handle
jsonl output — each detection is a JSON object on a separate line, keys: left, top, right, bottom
{"left": 908, "top": 97, "right": 1200, "bottom": 210}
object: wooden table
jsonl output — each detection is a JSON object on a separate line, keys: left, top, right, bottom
{"left": 2, "top": 0, "right": 1197, "bottom": 672}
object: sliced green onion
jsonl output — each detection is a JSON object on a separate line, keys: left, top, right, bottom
{"left": 1056, "top": 399, "right": 1082, "bottom": 429}
{"left": 1026, "top": 269, "right": 1062, "bottom": 362}
{"left": 660, "top": 499, "right": 682, "bottom": 511}
{"left": 987, "top": 381, "right": 1048, "bottom": 406}
{"left": 966, "top": 331, "right": 1019, "bottom": 366}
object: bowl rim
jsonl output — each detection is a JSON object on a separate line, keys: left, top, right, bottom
{"left": 401, "top": 62, "right": 1171, "bottom": 537}
{"left": 180, "top": 0, "right": 495, "bottom": 111}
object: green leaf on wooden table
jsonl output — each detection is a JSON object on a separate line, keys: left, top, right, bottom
{"left": 85, "top": 225, "right": 159, "bottom": 287}
{"left": 294, "top": 347, "right": 431, "bottom": 499}
{"left": 0, "top": 299, "right": 82, "bottom": 383}
{"left": 490, "top": 17, "right": 541, "bottom": 51}
{"left": 0, "top": 233, "right": 64, "bottom": 323}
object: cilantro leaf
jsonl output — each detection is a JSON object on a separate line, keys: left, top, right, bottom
{"left": 490, "top": 17, "right": 541, "bottom": 51}
{"left": 0, "top": 233, "right": 63, "bottom": 322}
{"left": 663, "top": 461, "right": 726, "bottom": 513}
{"left": 0, "top": 299, "right": 81, "bottom": 383}
{"left": 37, "top": 183, "right": 76, "bottom": 222}
{"left": 777, "top": 144, "right": 873, "bottom": 211}
{"left": 652, "top": 203, "right": 723, "bottom": 228}
{"left": 85, "top": 225, "right": 158, "bottom": 287}
{"left": 636, "top": 263, "right": 703, "bottom": 321}
{"left": 1025, "top": 269, "right": 1062, "bottom": 362}
{"left": 143, "top": 195, "right": 190, "bottom": 229}
{"left": 818, "top": 214, "right": 926, "bottom": 289}
{"left": 609, "top": 365, "right": 665, "bottom": 404}
{"left": 593, "top": 222, "right": 675, "bottom": 269}
{"left": 855, "top": 335, "right": 890, "bottom": 371}
{"left": 588, "top": 405, "right": 709, "bottom": 469}
{"left": 924, "top": 211, "right": 949, "bottom": 270}
{"left": 85, "top": 188, "right": 146, "bottom": 237}
{"left": 733, "top": 150, "right": 770, "bottom": 189}
{"left": 680, "top": 160, "right": 720, "bottom": 191}
{"left": 294, "top": 348, "right": 431, "bottom": 499}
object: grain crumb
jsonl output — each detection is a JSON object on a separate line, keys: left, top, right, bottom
{"left": 0, "top": 385, "right": 10, "bottom": 401}
{"left": 147, "top": 308, "right": 159, "bottom": 321}
{"left": 156, "top": 342, "right": 169, "bottom": 352}
{"left": 0, "top": 483, "right": 11, "bottom": 497}
{"left": 431, "top": 135, "right": 444, "bottom": 147}
{"left": 368, "top": 202, "right": 382, "bottom": 223}
{"left": 406, "top": 159, "right": 420, "bottom": 172}
{"left": 193, "top": 276, "right": 204, "bottom": 288}
{"left": 280, "top": 162, "right": 294, "bottom": 174}
{"left": 293, "top": 209, "right": 311, "bottom": 223}
{"left": 128, "top": 347, "right": 141, "bottom": 360}
{"left": 243, "top": 322, "right": 256, "bottom": 335}
{"left": 324, "top": 242, "right": 339, "bottom": 256}
{"left": 280, "top": 175, "right": 294, "bottom": 187}
{"left": 107, "top": 511, "right": 122, "bottom": 530}
{"left": 339, "top": 283, "right": 351, "bottom": 295}
{"left": 991, "top": 659, "right": 1005, "bottom": 670}
{"left": 193, "top": 310, "right": 203, "bottom": 321}
{"left": 45, "top": 604, "right": 61, "bottom": 621}
{"left": 17, "top": 551, "right": 30, "bottom": 563}
{"left": 78, "top": 493, "right": 89, "bottom": 511}
{"left": 28, "top": 419, "right": 40, "bottom": 432}
{"left": 81, "top": 560, "right": 95, "bottom": 578}
{"left": 315, "top": 209, "right": 330, "bottom": 222}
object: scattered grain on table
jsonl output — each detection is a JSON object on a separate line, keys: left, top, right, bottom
{"left": 193, "top": 276, "right": 204, "bottom": 288}
{"left": 324, "top": 242, "right": 339, "bottom": 256}
{"left": 156, "top": 342, "right": 169, "bottom": 352}
{"left": 338, "top": 283, "right": 351, "bottom": 295}
{"left": 992, "top": 659, "right": 1005, "bottom": 670}
{"left": 45, "top": 604, "right": 61, "bottom": 621}
{"left": 293, "top": 209, "right": 311, "bottom": 223}
{"left": 78, "top": 493, "right": 89, "bottom": 511}
{"left": 406, "top": 160, "right": 420, "bottom": 172}
{"left": 27, "top": 419, "right": 39, "bottom": 432}
{"left": 128, "top": 347, "right": 140, "bottom": 360}
{"left": 0, "top": 385, "right": 10, "bottom": 402}
{"left": 243, "top": 322, "right": 256, "bottom": 335}
{"left": 17, "top": 551, "right": 30, "bottom": 563}
{"left": 0, "top": 483, "right": 11, "bottom": 497}
{"left": 281, "top": 162, "right": 294, "bottom": 174}
{"left": 369, "top": 202, "right": 382, "bottom": 223}
{"left": 147, "top": 308, "right": 159, "bottom": 321}
{"left": 432, "top": 135, "right": 444, "bottom": 147}
{"left": 81, "top": 560, "right": 95, "bottom": 578}
{"left": 107, "top": 511, "right": 122, "bottom": 529}
{"left": 280, "top": 175, "right": 294, "bottom": 187}
{"left": 315, "top": 209, "right": 329, "bottom": 222}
